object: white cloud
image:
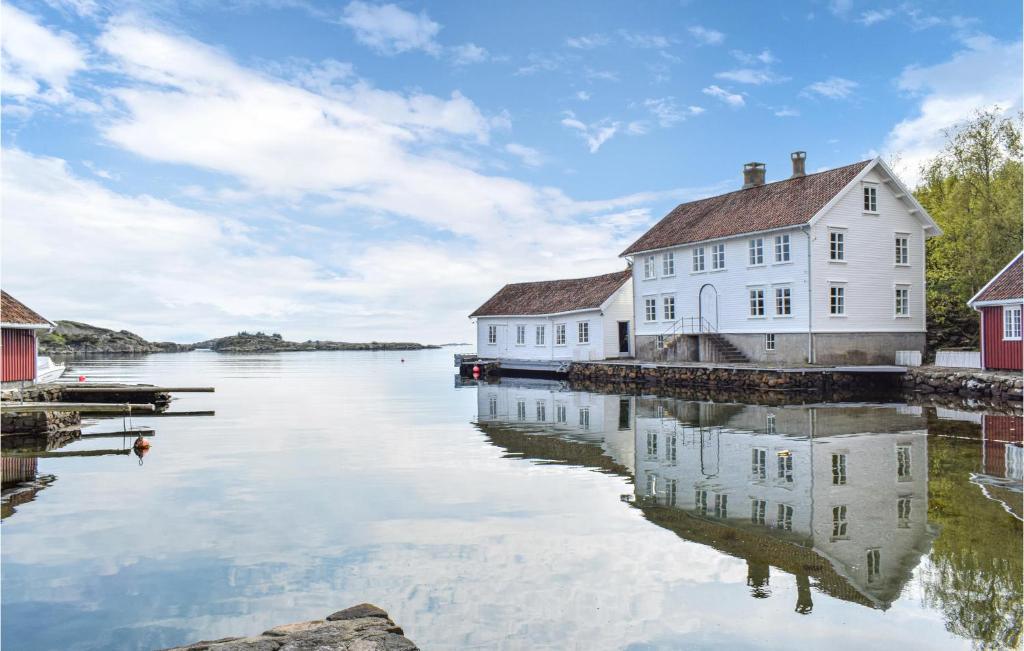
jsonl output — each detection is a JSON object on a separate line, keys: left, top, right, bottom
{"left": 626, "top": 121, "right": 650, "bottom": 136}
{"left": 504, "top": 143, "right": 543, "bottom": 167}
{"left": 6, "top": 18, "right": 724, "bottom": 342}
{"left": 701, "top": 85, "right": 744, "bottom": 107}
{"left": 561, "top": 111, "right": 620, "bottom": 153}
{"left": 1, "top": 4, "right": 87, "bottom": 106}
{"left": 803, "top": 76, "right": 858, "bottom": 99}
{"left": 575, "top": 90, "right": 591, "bottom": 101}
{"left": 450, "top": 42, "right": 487, "bottom": 65}
{"left": 566, "top": 33, "right": 609, "bottom": 49}
{"left": 515, "top": 52, "right": 565, "bottom": 76}
{"left": 857, "top": 9, "right": 894, "bottom": 26}
{"left": 584, "top": 68, "right": 619, "bottom": 82}
{"left": 883, "top": 35, "right": 1023, "bottom": 185}
{"left": 619, "top": 31, "right": 672, "bottom": 49}
{"left": 714, "top": 68, "right": 789, "bottom": 85}
{"left": 731, "top": 49, "right": 776, "bottom": 65}
{"left": 774, "top": 107, "right": 800, "bottom": 117}
{"left": 828, "top": 0, "right": 853, "bottom": 16}
{"left": 340, "top": 1, "right": 441, "bottom": 56}
{"left": 688, "top": 26, "right": 724, "bottom": 46}
{"left": 642, "top": 98, "right": 704, "bottom": 127}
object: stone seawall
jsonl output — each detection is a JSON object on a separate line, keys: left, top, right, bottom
{"left": 567, "top": 362, "right": 900, "bottom": 400}
{"left": 901, "top": 367, "right": 1022, "bottom": 401}
{"left": 162, "top": 603, "right": 418, "bottom": 650}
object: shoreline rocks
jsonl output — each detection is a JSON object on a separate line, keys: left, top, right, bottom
{"left": 902, "top": 366, "right": 1022, "bottom": 402}
{"left": 161, "top": 604, "right": 418, "bottom": 651}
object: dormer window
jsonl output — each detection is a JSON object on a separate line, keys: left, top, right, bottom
{"left": 863, "top": 183, "right": 878, "bottom": 213}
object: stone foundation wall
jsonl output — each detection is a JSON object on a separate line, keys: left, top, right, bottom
{"left": 902, "top": 367, "right": 1022, "bottom": 401}
{"left": 812, "top": 332, "right": 926, "bottom": 365}
{"left": 719, "top": 333, "right": 808, "bottom": 364}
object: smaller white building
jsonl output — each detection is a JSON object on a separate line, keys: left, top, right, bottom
{"left": 470, "top": 270, "right": 633, "bottom": 361}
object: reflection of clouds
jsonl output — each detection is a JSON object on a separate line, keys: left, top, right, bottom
{"left": 2, "top": 352, "right": 966, "bottom": 650}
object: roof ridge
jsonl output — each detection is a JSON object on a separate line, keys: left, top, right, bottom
{"left": 502, "top": 268, "right": 630, "bottom": 288}
{"left": 683, "top": 159, "right": 874, "bottom": 204}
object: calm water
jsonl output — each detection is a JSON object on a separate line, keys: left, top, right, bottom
{"left": 2, "top": 349, "right": 1021, "bottom": 650}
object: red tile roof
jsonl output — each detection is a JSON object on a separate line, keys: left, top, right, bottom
{"left": 1, "top": 291, "right": 52, "bottom": 326}
{"left": 971, "top": 253, "right": 1023, "bottom": 303}
{"left": 470, "top": 270, "right": 631, "bottom": 317}
{"left": 621, "top": 160, "right": 872, "bottom": 256}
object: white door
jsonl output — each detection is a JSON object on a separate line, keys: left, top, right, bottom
{"left": 699, "top": 284, "right": 719, "bottom": 331}
{"left": 494, "top": 325, "right": 510, "bottom": 357}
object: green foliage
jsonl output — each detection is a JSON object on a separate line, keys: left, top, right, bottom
{"left": 914, "top": 108, "right": 1023, "bottom": 354}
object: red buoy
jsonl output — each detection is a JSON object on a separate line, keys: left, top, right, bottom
{"left": 78, "top": 375, "right": 86, "bottom": 382}
{"left": 472, "top": 365, "right": 480, "bottom": 373}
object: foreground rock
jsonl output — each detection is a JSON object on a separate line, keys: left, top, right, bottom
{"left": 161, "top": 604, "right": 418, "bottom": 650}
{"left": 39, "top": 321, "right": 190, "bottom": 354}
{"left": 192, "top": 332, "right": 439, "bottom": 353}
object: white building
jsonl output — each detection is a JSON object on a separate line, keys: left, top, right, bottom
{"left": 470, "top": 270, "right": 633, "bottom": 362}
{"left": 621, "top": 153, "right": 942, "bottom": 365}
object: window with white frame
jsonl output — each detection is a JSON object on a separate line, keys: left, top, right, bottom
{"left": 774, "top": 234, "right": 791, "bottom": 262}
{"left": 766, "top": 413, "right": 777, "bottom": 434}
{"left": 895, "top": 286, "right": 909, "bottom": 317}
{"left": 643, "top": 255, "right": 656, "bottom": 279}
{"left": 711, "top": 243, "right": 726, "bottom": 270}
{"left": 487, "top": 325, "right": 497, "bottom": 345}
{"left": 829, "top": 229, "right": 845, "bottom": 261}
{"left": 516, "top": 325, "right": 526, "bottom": 345}
{"left": 535, "top": 325, "right": 545, "bottom": 346}
{"left": 536, "top": 401, "right": 546, "bottom": 422}
{"left": 692, "top": 247, "right": 705, "bottom": 272}
{"left": 488, "top": 395, "right": 497, "bottom": 417}
{"left": 775, "top": 287, "right": 792, "bottom": 316}
{"left": 867, "top": 549, "right": 881, "bottom": 583}
{"left": 832, "top": 453, "right": 847, "bottom": 485}
{"left": 555, "top": 324, "right": 566, "bottom": 345}
{"left": 665, "top": 478, "right": 677, "bottom": 506}
{"left": 894, "top": 235, "right": 909, "bottom": 265}
{"left": 555, "top": 403, "right": 567, "bottom": 423}
{"left": 896, "top": 445, "right": 912, "bottom": 481}
{"left": 748, "top": 238, "right": 765, "bottom": 266}
{"left": 579, "top": 407, "right": 590, "bottom": 430}
{"left": 897, "top": 497, "right": 912, "bottom": 528}
{"left": 1004, "top": 305, "right": 1022, "bottom": 340}
{"left": 777, "top": 504, "right": 793, "bottom": 531}
{"left": 662, "top": 252, "right": 675, "bottom": 276}
{"left": 765, "top": 333, "right": 776, "bottom": 351}
{"left": 644, "top": 298, "right": 657, "bottom": 322}
{"left": 695, "top": 489, "right": 708, "bottom": 516}
{"left": 777, "top": 451, "right": 793, "bottom": 483}
{"left": 863, "top": 183, "right": 878, "bottom": 212}
{"left": 749, "top": 288, "right": 765, "bottom": 317}
{"left": 663, "top": 296, "right": 676, "bottom": 320}
{"left": 578, "top": 321, "right": 589, "bottom": 344}
{"left": 516, "top": 400, "right": 527, "bottom": 421}
{"left": 751, "top": 448, "right": 767, "bottom": 480}
{"left": 714, "top": 494, "right": 728, "bottom": 519}
{"left": 830, "top": 285, "right": 845, "bottom": 316}
{"left": 832, "top": 505, "right": 848, "bottom": 539}
{"left": 646, "top": 431, "right": 658, "bottom": 458}
{"left": 751, "top": 499, "right": 767, "bottom": 525}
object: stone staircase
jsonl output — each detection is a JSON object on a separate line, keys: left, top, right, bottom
{"left": 704, "top": 333, "right": 750, "bottom": 363}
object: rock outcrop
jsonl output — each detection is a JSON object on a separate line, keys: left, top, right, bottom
{"left": 38, "top": 321, "right": 190, "bottom": 354}
{"left": 161, "top": 604, "right": 418, "bottom": 651}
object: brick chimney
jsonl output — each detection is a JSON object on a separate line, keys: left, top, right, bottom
{"left": 791, "top": 151, "right": 807, "bottom": 178}
{"left": 743, "top": 162, "right": 766, "bottom": 189}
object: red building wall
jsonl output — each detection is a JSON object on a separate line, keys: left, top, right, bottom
{"left": 982, "top": 414, "right": 1023, "bottom": 478}
{"left": 981, "top": 305, "right": 1023, "bottom": 371}
{"left": 1, "top": 329, "right": 37, "bottom": 382}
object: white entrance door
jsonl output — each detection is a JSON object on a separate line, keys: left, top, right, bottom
{"left": 699, "top": 284, "right": 719, "bottom": 331}
{"left": 494, "top": 325, "right": 510, "bottom": 357}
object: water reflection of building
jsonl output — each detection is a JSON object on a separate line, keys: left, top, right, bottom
{"left": 475, "top": 379, "right": 636, "bottom": 473}
{"left": 1, "top": 456, "right": 55, "bottom": 520}
{"left": 633, "top": 399, "right": 936, "bottom": 611}
{"left": 473, "top": 382, "right": 940, "bottom": 613}
{"left": 975, "top": 414, "right": 1023, "bottom": 520}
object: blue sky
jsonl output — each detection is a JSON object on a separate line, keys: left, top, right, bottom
{"left": 2, "top": 0, "right": 1021, "bottom": 343}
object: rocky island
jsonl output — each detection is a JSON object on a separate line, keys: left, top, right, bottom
{"left": 38, "top": 322, "right": 438, "bottom": 355}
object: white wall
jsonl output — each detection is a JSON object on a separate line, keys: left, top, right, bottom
{"left": 809, "top": 166, "right": 927, "bottom": 333}
{"left": 473, "top": 284, "right": 632, "bottom": 361}
{"left": 630, "top": 228, "right": 811, "bottom": 337}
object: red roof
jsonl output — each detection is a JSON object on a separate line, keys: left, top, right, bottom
{"left": 470, "top": 270, "right": 631, "bottom": 317}
{"left": 1, "top": 291, "right": 51, "bottom": 327}
{"left": 621, "top": 160, "right": 871, "bottom": 255}
{"left": 971, "top": 253, "right": 1023, "bottom": 304}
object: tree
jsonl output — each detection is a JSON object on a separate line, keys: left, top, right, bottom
{"left": 914, "top": 108, "right": 1023, "bottom": 353}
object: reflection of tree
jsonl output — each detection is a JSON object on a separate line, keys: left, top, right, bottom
{"left": 922, "top": 436, "right": 1023, "bottom": 649}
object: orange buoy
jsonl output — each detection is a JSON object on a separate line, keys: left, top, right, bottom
{"left": 133, "top": 436, "right": 151, "bottom": 450}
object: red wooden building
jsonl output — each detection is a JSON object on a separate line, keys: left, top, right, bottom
{"left": 1, "top": 291, "right": 53, "bottom": 384}
{"left": 968, "top": 252, "right": 1023, "bottom": 371}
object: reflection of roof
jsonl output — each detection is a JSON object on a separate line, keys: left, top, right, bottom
{"left": 622, "top": 161, "right": 870, "bottom": 255}
{"left": 638, "top": 505, "right": 877, "bottom": 609}
{"left": 1, "top": 291, "right": 51, "bottom": 327}
{"left": 469, "top": 270, "right": 631, "bottom": 317}
{"left": 476, "top": 421, "right": 632, "bottom": 477}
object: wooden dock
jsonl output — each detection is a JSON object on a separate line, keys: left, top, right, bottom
{"left": 1, "top": 402, "right": 156, "bottom": 414}
{"left": 61, "top": 385, "right": 215, "bottom": 394}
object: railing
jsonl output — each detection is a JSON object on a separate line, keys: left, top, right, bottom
{"left": 641, "top": 316, "right": 717, "bottom": 362}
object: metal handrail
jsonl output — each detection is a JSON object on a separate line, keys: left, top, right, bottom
{"left": 643, "top": 316, "right": 718, "bottom": 362}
